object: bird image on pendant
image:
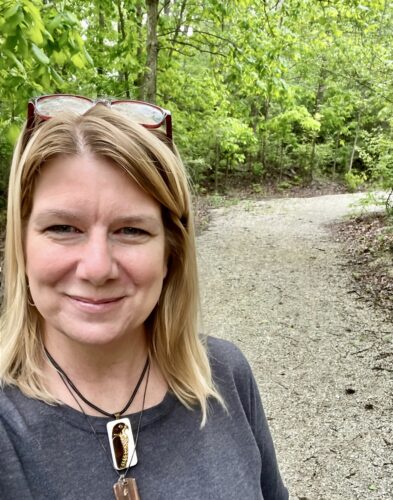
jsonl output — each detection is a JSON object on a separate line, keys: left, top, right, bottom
{"left": 112, "top": 422, "right": 130, "bottom": 469}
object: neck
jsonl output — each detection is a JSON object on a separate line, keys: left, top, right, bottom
{"left": 43, "top": 327, "right": 154, "bottom": 416}
{"left": 44, "top": 326, "right": 148, "bottom": 381}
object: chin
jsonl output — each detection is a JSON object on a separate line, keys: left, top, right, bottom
{"left": 54, "top": 323, "right": 140, "bottom": 348}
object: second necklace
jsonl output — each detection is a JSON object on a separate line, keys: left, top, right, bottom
{"left": 45, "top": 348, "right": 149, "bottom": 471}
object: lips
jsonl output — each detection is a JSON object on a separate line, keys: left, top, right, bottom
{"left": 66, "top": 294, "right": 125, "bottom": 312}
{"left": 69, "top": 295, "right": 124, "bottom": 304}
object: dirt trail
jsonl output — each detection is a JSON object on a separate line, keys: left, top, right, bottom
{"left": 197, "top": 193, "right": 392, "bottom": 500}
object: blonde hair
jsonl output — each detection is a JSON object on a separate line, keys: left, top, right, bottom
{"left": 0, "top": 105, "right": 223, "bottom": 423}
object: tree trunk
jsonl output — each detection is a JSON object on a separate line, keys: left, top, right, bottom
{"left": 214, "top": 141, "right": 220, "bottom": 193}
{"left": 225, "top": 158, "right": 230, "bottom": 189}
{"left": 96, "top": 2, "right": 105, "bottom": 93}
{"left": 278, "top": 141, "right": 284, "bottom": 181}
{"left": 144, "top": 0, "right": 159, "bottom": 103}
{"left": 134, "top": 0, "right": 144, "bottom": 100}
{"left": 348, "top": 110, "right": 361, "bottom": 172}
{"left": 167, "top": 0, "right": 187, "bottom": 65}
{"left": 385, "top": 188, "right": 393, "bottom": 213}
{"left": 332, "top": 133, "right": 339, "bottom": 177}
{"left": 309, "top": 66, "right": 326, "bottom": 181}
{"left": 260, "top": 97, "right": 270, "bottom": 170}
{"left": 117, "top": 0, "right": 130, "bottom": 97}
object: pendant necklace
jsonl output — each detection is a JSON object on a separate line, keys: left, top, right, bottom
{"left": 45, "top": 348, "right": 150, "bottom": 500}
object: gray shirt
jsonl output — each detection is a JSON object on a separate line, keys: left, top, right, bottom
{"left": 0, "top": 337, "right": 288, "bottom": 499}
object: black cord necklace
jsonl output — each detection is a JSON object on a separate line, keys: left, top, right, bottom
{"left": 44, "top": 347, "right": 149, "bottom": 418}
{"left": 45, "top": 347, "right": 150, "bottom": 499}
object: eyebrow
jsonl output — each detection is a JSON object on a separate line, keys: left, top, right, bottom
{"left": 32, "top": 209, "right": 162, "bottom": 227}
{"left": 32, "top": 209, "right": 81, "bottom": 224}
{"left": 113, "top": 215, "right": 162, "bottom": 227}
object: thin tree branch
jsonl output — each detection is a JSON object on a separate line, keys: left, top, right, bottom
{"left": 167, "top": 0, "right": 187, "bottom": 63}
{"left": 262, "top": 1, "right": 275, "bottom": 38}
{"left": 158, "top": 0, "right": 171, "bottom": 16}
{"left": 159, "top": 28, "right": 237, "bottom": 49}
{"left": 167, "top": 37, "right": 223, "bottom": 52}
{"left": 160, "top": 42, "right": 225, "bottom": 57}
{"left": 187, "top": 29, "right": 237, "bottom": 47}
{"left": 386, "top": 188, "right": 393, "bottom": 213}
{"left": 159, "top": 46, "right": 191, "bottom": 57}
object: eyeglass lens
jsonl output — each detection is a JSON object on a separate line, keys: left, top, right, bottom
{"left": 36, "top": 96, "right": 165, "bottom": 126}
{"left": 112, "top": 102, "right": 165, "bottom": 125}
{"left": 36, "top": 95, "right": 93, "bottom": 117}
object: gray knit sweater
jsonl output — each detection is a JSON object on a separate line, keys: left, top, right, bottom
{"left": 0, "top": 337, "right": 288, "bottom": 499}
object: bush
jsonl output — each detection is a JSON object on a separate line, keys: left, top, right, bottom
{"left": 344, "top": 170, "right": 367, "bottom": 192}
{"left": 358, "top": 129, "right": 393, "bottom": 191}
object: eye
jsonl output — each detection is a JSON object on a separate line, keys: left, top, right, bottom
{"left": 45, "top": 225, "right": 80, "bottom": 234}
{"left": 118, "top": 227, "right": 148, "bottom": 236}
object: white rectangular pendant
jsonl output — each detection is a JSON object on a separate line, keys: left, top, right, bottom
{"left": 107, "top": 417, "right": 138, "bottom": 470}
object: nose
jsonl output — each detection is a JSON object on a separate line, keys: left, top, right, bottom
{"left": 76, "top": 232, "right": 119, "bottom": 285}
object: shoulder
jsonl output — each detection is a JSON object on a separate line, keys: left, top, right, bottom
{"left": 206, "top": 335, "right": 253, "bottom": 381}
{"left": 0, "top": 385, "right": 21, "bottom": 417}
{"left": 204, "top": 336, "right": 257, "bottom": 409}
{"left": 0, "top": 385, "right": 42, "bottom": 436}
{"left": 0, "top": 385, "right": 28, "bottom": 447}
{"left": 204, "top": 336, "right": 269, "bottom": 446}
{"left": 206, "top": 335, "right": 245, "bottom": 361}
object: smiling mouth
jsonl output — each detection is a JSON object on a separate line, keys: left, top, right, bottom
{"left": 68, "top": 295, "right": 125, "bottom": 305}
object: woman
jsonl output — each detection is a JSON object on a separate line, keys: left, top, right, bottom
{"left": 0, "top": 95, "right": 288, "bottom": 499}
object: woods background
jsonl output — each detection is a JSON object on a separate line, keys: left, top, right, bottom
{"left": 1, "top": 0, "right": 393, "bottom": 208}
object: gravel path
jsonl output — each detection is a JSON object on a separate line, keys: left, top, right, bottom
{"left": 197, "top": 193, "right": 393, "bottom": 500}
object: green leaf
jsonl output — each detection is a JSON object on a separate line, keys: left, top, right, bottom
{"left": 73, "top": 32, "right": 84, "bottom": 49}
{"left": 52, "top": 50, "right": 67, "bottom": 66}
{"left": 43, "top": 29, "right": 54, "bottom": 43}
{"left": 71, "top": 53, "right": 85, "bottom": 69}
{"left": 48, "top": 15, "right": 63, "bottom": 32}
{"left": 64, "top": 11, "right": 78, "bottom": 25}
{"left": 40, "top": 71, "right": 51, "bottom": 90}
{"left": 1, "top": 9, "right": 24, "bottom": 34}
{"left": 4, "top": 49, "right": 25, "bottom": 73}
{"left": 50, "top": 67, "right": 64, "bottom": 86}
{"left": 83, "top": 46, "right": 94, "bottom": 67}
{"left": 6, "top": 123, "right": 21, "bottom": 145}
{"left": 4, "top": 4, "right": 20, "bottom": 19}
{"left": 22, "top": 1, "right": 43, "bottom": 25}
{"left": 3, "top": 34, "right": 18, "bottom": 51}
{"left": 28, "top": 25, "right": 44, "bottom": 45}
{"left": 31, "top": 43, "right": 50, "bottom": 65}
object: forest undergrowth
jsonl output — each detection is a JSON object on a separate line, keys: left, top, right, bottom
{"left": 333, "top": 212, "right": 393, "bottom": 319}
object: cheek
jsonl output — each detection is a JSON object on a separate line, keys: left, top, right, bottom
{"left": 125, "top": 246, "right": 167, "bottom": 284}
{"left": 25, "top": 238, "right": 44, "bottom": 284}
{"left": 25, "top": 239, "right": 74, "bottom": 288}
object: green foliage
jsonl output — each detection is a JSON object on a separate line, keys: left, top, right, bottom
{"left": 1, "top": 0, "right": 393, "bottom": 197}
{"left": 270, "top": 107, "right": 321, "bottom": 138}
{"left": 215, "top": 118, "right": 257, "bottom": 167}
{"left": 207, "top": 194, "right": 240, "bottom": 209}
{"left": 0, "top": 0, "right": 93, "bottom": 149}
{"left": 358, "top": 130, "right": 393, "bottom": 191}
{"left": 277, "top": 181, "right": 293, "bottom": 191}
{"left": 0, "top": 134, "right": 12, "bottom": 211}
{"left": 357, "top": 191, "right": 393, "bottom": 217}
{"left": 252, "top": 183, "right": 263, "bottom": 194}
{"left": 344, "top": 171, "right": 367, "bottom": 192}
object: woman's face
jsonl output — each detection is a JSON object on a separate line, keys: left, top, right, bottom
{"left": 25, "top": 153, "right": 167, "bottom": 347}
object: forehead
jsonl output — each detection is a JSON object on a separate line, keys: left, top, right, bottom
{"left": 29, "top": 153, "right": 161, "bottom": 217}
